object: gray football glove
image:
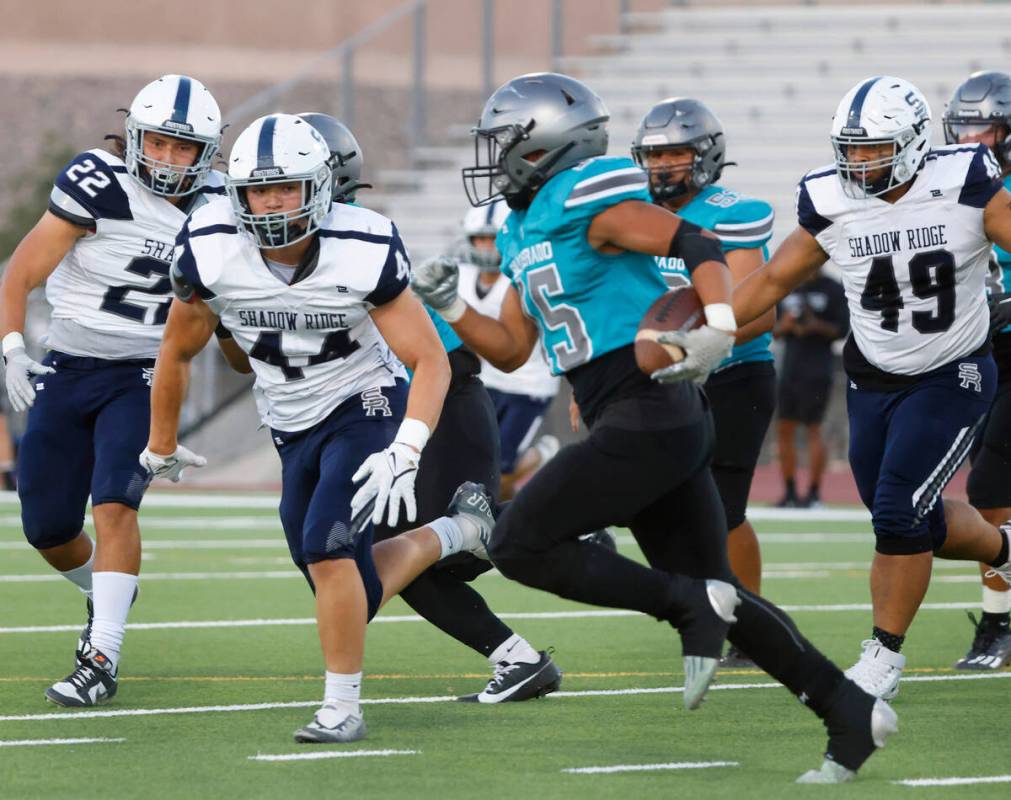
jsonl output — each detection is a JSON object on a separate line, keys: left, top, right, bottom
{"left": 3, "top": 347, "right": 55, "bottom": 413}
{"left": 650, "top": 326, "right": 735, "bottom": 385}
{"left": 139, "top": 445, "right": 207, "bottom": 483}
{"left": 411, "top": 255, "right": 461, "bottom": 311}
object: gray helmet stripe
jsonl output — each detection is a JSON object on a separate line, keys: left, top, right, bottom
{"left": 847, "top": 76, "right": 882, "bottom": 130}
{"left": 256, "top": 116, "right": 278, "bottom": 168}
{"left": 171, "top": 76, "right": 192, "bottom": 124}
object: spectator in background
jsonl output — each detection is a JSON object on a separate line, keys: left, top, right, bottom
{"left": 774, "top": 269, "right": 849, "bottom": 508}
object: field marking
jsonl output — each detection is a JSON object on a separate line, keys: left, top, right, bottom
{"left": 0, "top": 737, "right": 125, "bottom": 747}
{"left": 4, "top": 672, "right": 1010, "bottom": 723}
{"left": 0, "top": 571, "right": 301, "bottom": 584}
{"left": 895, "top": 775, "right": 1011, "bottom": 787}
{"left": 0, "top": 517, "right": 281, "bottom": 534}
{"left": 249, "top": 749, "right": 418, "bottom": 763}
{"left": 563, "top": 760, "right": 738, "bottom": 775}
{"left": 0, "top": 602, "right": 987, "bottom": 636}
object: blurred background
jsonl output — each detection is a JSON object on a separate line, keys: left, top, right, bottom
{"left": 0, "top": 0, "right": 1006, "bottom": 496}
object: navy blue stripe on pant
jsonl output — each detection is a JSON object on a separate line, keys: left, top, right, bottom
{"left": 847, "top": 354, "right": 995, "bottom": 555}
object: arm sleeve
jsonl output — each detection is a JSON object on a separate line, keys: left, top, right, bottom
{"left": 49, "top": 152, "right": 132, "bottom": 226}
{"left": 958, "top": 144, "right": 1004, "bottom": 209}
{"left": 364, "top": 223, "right": 411, "bottom": 308}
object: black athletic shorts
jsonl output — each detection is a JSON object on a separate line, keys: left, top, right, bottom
{"left": 705, "top": 361, "right": 776, "bottom": 529}
{"left": 778, "top": 374, "right": 832, "bottom": 425}
{"left": 967, "top": 373, "right": 1011, "bottom": 510}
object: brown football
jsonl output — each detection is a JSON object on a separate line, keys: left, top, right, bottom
{"left": 634, "top": 287, "right": 705, "bottom": 375}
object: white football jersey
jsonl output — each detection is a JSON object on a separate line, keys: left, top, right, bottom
{"left": 457, "top": 263, "right": 560, "bottom": 399}
{"left": 797, "top": 143, "right": 1002, "bottom": 376}
{"left": 46, "top": 148, "right": 226, "bottom": 359}
{"left": 174, "top": 198, "right": 409, "bottom": 432}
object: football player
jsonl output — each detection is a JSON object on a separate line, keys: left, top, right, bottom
{"left": 723, "top": 76, "right": 1011, "bottom": 700}
{"left": 0, "top": 75, "right": 224, "bottom": 706}
{"left": 455, "top": 201, "right": 562, "bottom": 500}
{"left": 943, "top": 70, "right": 1011, "bottom": 670}
{"left": 283, "top": 112, "right": 563, "bottom": 703}
{"left": 413, "top": 72, "right": 897, "bottom": 784}
{"left": 144, "top": 114, "right": 492, "bottom": 743}
{"left": 632, "top": 97, "right": 775, "bottom": 667}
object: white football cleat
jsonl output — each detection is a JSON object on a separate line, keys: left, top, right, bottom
{"left": 844, "top": 639, "right": 905, "bottom": 700}
{"left": 293, "top": 703, "right": 367, "bottom": 744}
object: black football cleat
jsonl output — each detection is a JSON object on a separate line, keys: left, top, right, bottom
{"left": 954, "top": 612, "right": 1011, "bottom": 670}
{"left": 458, "top": 650, "right": 562, "bottom": 703}
{"left": 45, "top": 645, "right": 118, "bottom": 707}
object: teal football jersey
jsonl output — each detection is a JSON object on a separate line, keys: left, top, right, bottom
{"left": 425, "top": 304, "right": 463, "bottom": 353}
{"left": 498, "top": 157, "right": 667, "bottom": 375}
{"left": 992, "top": 174, "right": 1011, "bottom": 334}
{"left": 652, "top": 184, "right": 775, "bottom": 371}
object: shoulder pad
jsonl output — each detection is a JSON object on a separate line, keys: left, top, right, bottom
{"left": 171, "top": 218, "right": 216, "bottom": 302}
{"left": 363, "top": 222, "right": 410, "bottom": 307}
{"left": 50, "top": 150, "right": 132, "bottom": 226}
{"left": 706, "top": 191, "right": 775, "bottom": 250}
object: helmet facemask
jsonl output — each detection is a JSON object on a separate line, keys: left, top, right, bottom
{"left": 632, "top": 138, "right": 723, "bottom": 204}
{"left": 124, "top": 117, "right": 219, "bottom": 198}
{"left": 228, "top": 166, "right": 333, "bottom": 250}
{"left": 944, "top": 118, "right": 1011, "bottom": 167}
{"left": 831, "top": 124, "right": 926, "bottom": 199}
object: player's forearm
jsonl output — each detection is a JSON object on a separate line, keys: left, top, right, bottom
{"left": 148, "top": 353, "right": 191, "bottom": 455}
{"left": 451, "top": 306, "right": 529, "bottom": 372}
{"left": 0, "top": 270, "right": 29, "bottom": 338}
{"left": 402, "top": 350, "right": 450, "bottom": 433}
{"left": 690, "top": 259, "right": 733, "bottom": 307}
{"left": 735, "top": 307, "right": 776, "bottom": 345}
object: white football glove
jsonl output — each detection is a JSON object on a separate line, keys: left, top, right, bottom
{"left": 411, "top": 256, "right": 464, "bottom": 319}
{"left": 139, "top": 445, "right": 207, "bottom": 483}
{"left": 650, "top": 326, "right": 735, "bottom": 385}
{"left": 3, "top": 347, "right": 55, "bottom": 413}
{"left": 350, "top": 442, "right": 421, "bottom": 528}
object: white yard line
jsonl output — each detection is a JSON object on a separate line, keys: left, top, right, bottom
{"left": 0, "top": 737, "right": 125, "bottom": 747}
{"left": 4, "top": 673, "right": 1010, "bottom": 723}
{"left": 0, "top": 602, "right": 986, "bottom": 636}
{"left": 0, "top": 516, "right": 281, "bottom": 532}
{"left": 895, "top": 775, "right": 1011, "bottom": 787}
{"left": 249, "top": 749, "right": 418, "bottom": 763}
{"left": 0, "top": 571, "right": 300, "bottom": 584}
{"left": 563, "top": 761, "right": 738, "bottom": 775}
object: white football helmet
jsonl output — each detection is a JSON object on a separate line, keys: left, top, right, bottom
{"left": 226, "top": 114, "right": 333, "bottom": 249}
{"left": 124, "top": 74, "right": 222, "bottom": 197}
{"left": 830, "top": 76, "right": 931, "bottom": 199}
{"left": 460, "top": 200, "right": 509, "bottom": 269}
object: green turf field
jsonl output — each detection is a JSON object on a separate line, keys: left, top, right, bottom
{"left": 1, "top": 494, "right": 1008, "bottom": 798}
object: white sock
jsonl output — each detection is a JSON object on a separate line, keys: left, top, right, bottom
{"left": 428, "top": 516, "right": 465, "bottom": 558}
{"left": 488, "top": 634, "right": 540, "bottom": 666}
{"left": 89, "top": 572, "right": 139, "bottom": 667}
{"left": 59, "top": 536, "right": 94, "bottom": 596}
{"left": 323, "top": 671, "right": 362, "bottom": 717}
{"left": 983, "top": 585, "right": 1011, "bottom": 614}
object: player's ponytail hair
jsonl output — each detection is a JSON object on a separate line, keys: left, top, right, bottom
{"left": 103, "top": 134, "right": 126, "bottom": 159}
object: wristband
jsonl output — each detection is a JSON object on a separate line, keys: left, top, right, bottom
{"left": 704, "top": 303, "right": 737, "bottom": 332}
{"left": 436, "top": 296, "right": 467, "bottom": 324}
{"left": 2, "top": 331, "right": 25, "bottom": 356}
{"left": 394, "top": 417, "right": 431, "bottom": 452}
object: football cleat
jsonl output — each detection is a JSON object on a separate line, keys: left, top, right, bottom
{"left": 678, "top": 579, "right": 740, "bottom": 711}
{"left": 954, "top": 612, "right": 1011, "bottom": 670}
{"left": 719, "top": 645, "right": 756, "bottom": 670}
{"left": 447, "top": 481, "right": 495, "bottom": 560}
{"left": 458, "top": 650, "right": 562, "bottom": 703}
{"left": 798, "top": 682, "right": 898, "bottom": 783}
{"left": 844, "top": 639, "right": 905, "bottom": 700}
{"left": 45, "top": 645, "right": 118, "bottom": 707}
{"left": 578, "top": 528, "right": 618, "bottom": 552}
{"left": 293, "top": 704, "right": 367, "bottom": 744}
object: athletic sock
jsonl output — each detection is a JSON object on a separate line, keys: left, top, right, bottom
{"left": 59, "top": 536, "right": 95, "bottom": 596}
{"left": 807, "top": 484, "right": 820, "bottom": 503}
{"left": 982, "top": 585, "right": 1011, "bottom": 615}
{"left": 727, "top": 589, "right": 845, "bottom": 717}
{"left": 872, "top": 626, "right": 905, "bottom": 653}
{"left": 89, "top": 572, "right": 139, "bottom": 668}
{"left": 428, "top": 516, "right": 465, "bottom": 558}
{"left": 988, "top": 525, "right": 1010, "bottom": 568}
{"left": 982, "top": 610, "right": 1011, "bottom": 628}
{"left": 488, "top": 633, "right": 540, "bottom": 665}
{"left": 784, "top": 478, "right": 797, "bottom": 498}
{"left": 323, "top": 671, "right": 362, "bottom": 717}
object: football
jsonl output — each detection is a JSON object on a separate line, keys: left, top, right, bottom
{"left": 634, "top": 287, "right": 705, "bottom": 375}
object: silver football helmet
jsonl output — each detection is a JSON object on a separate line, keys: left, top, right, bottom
{"left": 943, "top": 71, "right": 1011, "bottom": 166}
{"left": 297, "top": 112, "right": 373, "bottom": 202}
{"left": 631, "top": 98, "right": 729, "bottom": 203}
{"left": 462, "top": 72, "right": 609, "bottom": 209}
